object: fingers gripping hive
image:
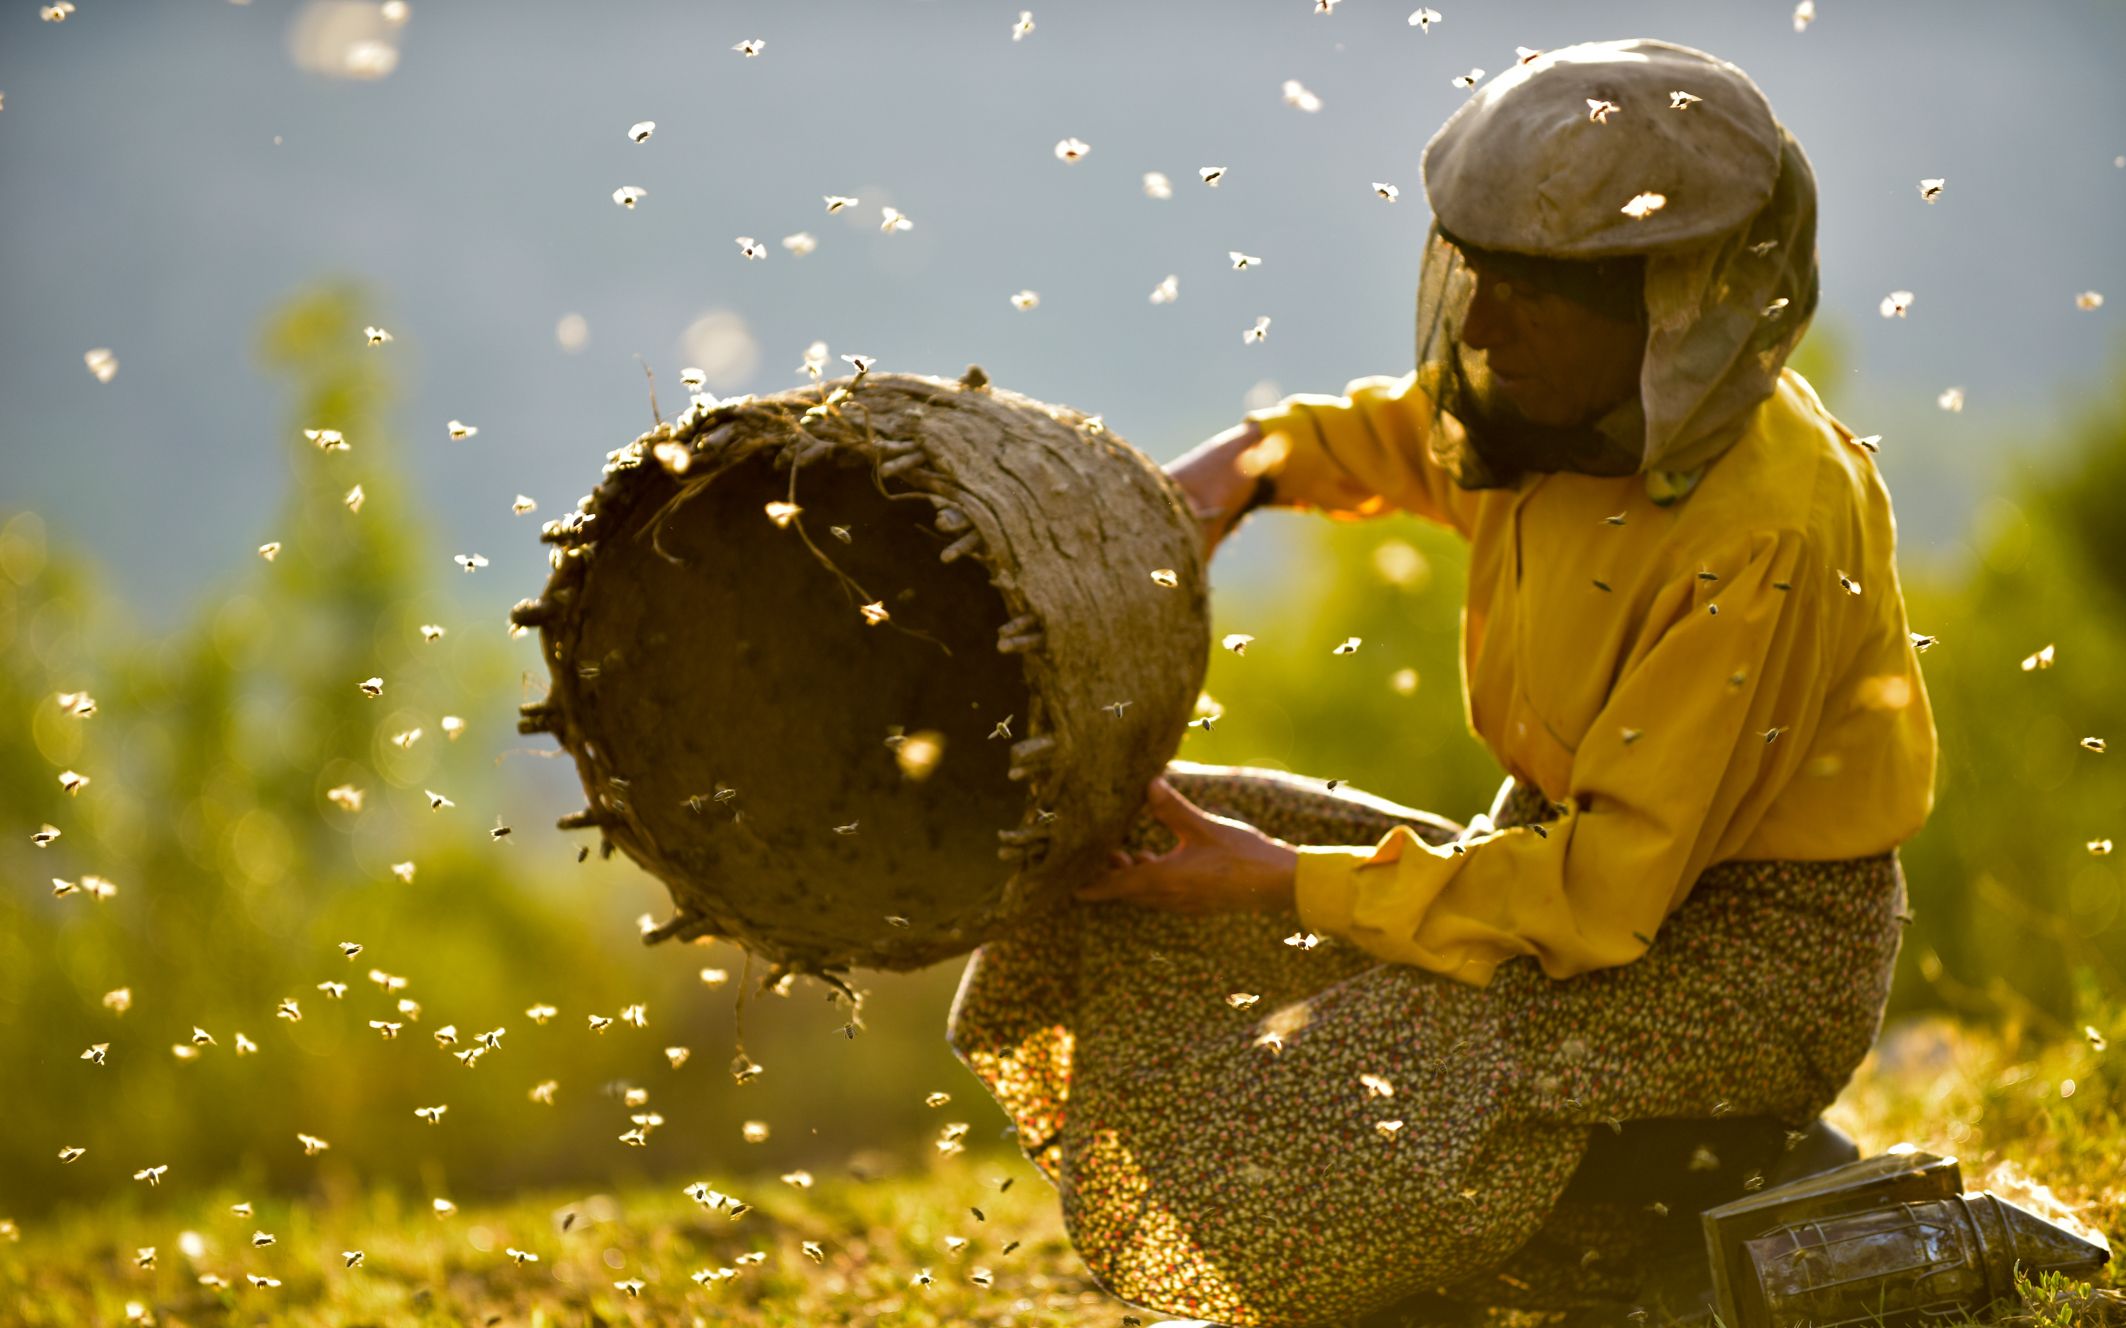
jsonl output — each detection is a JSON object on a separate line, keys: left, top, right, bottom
{"left": 516, "top": 368, "right": 1211, "bottom": 976}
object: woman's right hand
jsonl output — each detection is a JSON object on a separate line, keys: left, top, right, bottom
{"left": 1166, "top": 418, "right": 1271, "bottom": 564}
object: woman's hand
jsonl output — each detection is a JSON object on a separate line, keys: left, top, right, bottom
{"left": 1076, "top": 776, "right": 1300, "bottom": 915}
{"left": 1166, "top": 419, "right": 1271, "bottom": 563}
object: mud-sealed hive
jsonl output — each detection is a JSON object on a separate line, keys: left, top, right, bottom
{"left": 516, "top": 367, "right": 1211, "bottom": 977}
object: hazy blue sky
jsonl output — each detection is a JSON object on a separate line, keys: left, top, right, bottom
{"left": 2, "top": 0, "right": 2122, "bottom": 625}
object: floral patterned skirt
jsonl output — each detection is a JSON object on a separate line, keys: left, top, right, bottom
{"left": 946, "top": 761, "right": 1908, "bottom": 1327}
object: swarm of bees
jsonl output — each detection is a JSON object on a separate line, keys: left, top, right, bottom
{"left": 18, "top": 5, "right": 2117, "bottom": 1322}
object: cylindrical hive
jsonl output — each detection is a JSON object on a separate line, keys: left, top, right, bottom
{"left": 518, "top": 367, "right": 1211, "bottom": 975}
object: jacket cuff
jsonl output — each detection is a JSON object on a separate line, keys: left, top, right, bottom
{"left": 1292, "top": 845, "right": 1370, "bottom": 940}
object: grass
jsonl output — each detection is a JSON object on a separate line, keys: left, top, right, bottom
{"left": 3, "top": 1009, "right": 2121, "bottom": 1328}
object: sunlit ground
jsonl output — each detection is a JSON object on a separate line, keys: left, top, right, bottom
{"left": 6, "top": 1005, "right": 2121, "bottom": 1328}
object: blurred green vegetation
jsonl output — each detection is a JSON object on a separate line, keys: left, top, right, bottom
{"left": 0, "top": 286, "right": 1000, "bottom": 1221}
{"left": 3, "top": 287, "right": 2123, "bottom": 1225}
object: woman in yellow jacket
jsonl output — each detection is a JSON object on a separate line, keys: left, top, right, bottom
{"left": 950, "top": 38, "right": 1937, "bottom": 1328}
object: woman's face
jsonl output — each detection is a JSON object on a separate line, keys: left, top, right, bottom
{"left": 1456, "top": 251, "right": 1646, "bottom": 430}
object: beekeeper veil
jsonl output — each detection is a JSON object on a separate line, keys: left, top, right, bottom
{"left": 1414, "top": 39, "right": 1819, "bottom": 502}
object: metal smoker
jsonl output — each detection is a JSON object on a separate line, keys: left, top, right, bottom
{"left": 1702, "top": 1146, "right": 2112, "bottom": 1327}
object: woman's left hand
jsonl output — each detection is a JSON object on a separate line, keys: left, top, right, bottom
{"left": 1075, "top": 776, "right": 1300, "bottom": 915}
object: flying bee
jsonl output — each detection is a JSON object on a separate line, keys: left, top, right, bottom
{"left": 133, "top": 1165, "right": 166, "bottom": 1185}
{"left": 277, "top": 998, "right": 302, "bottom": 1021}
{"left": 58, "top": 1146, "right": 85, "bottom": 1163}
{"left": 1670, "top": 89, "right": 1702, "bottom": 109}
{"left": 735, "top": 236, "right": 767, "bottom": 260}
{"left": 1451, "top": 68, "right": 1485, "bottom": 89}
{"left": 318, "top": 981, "right": 347, "bottom": 999}
{"left": 252, "top": 1230, "right": 276, "bottom": 1248}
{"left": 1620, "top": 192, "right": 1666, "bottom": 220}
{"left": 369, "top": 1020, "right": 402, "bottom": 1039}
{"left": 1229, "top": 251, "right": 1261, "bottom": 271}
{"left": 1374, "top": 182, "right": 1399, "bottom": 202}
{"left": 1586, "top": 98, "right": 1619, "bottom": 124}
{"left": 1199, "top": 165, "right": 1226, "bottom": 186}
{"left": 297, "top": 1133, "right": 330, "bottom": 1155}
{"left": 1103, "top": 699, "right": 1133, "bottom": 717}
{"left": 415, "top": 1105, "right": 448, "bottom": 1125}
{"left": 732, "top": 38, "right": 764, "bottom": 56}
{"left": 1333, "top": 637, "right": 1362, "bottom": 655}
{"left": 344, "top": 1250, "right": 365, "bottom": 1268}
{"left": 453, "top": 553, "right": 488, "bottom": 573}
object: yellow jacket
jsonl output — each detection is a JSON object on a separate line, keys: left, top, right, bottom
{"left": 1242, "top": 367, "right": 1937, "bottom": 988}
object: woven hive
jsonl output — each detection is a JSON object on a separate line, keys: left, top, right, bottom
{"left": 515, "top": 367, "right": 1211, "bottom": 978}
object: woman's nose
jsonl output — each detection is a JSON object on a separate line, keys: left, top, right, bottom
{"left": 1460, "top": 278, "right": 1510, "bottom": 351}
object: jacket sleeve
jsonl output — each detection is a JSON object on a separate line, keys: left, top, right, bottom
{"left": 1242, "top": 370, "right": 1475, "bottom": 536}
{"left": 1292, "top": 528, "right": 1826, "bottom": 987}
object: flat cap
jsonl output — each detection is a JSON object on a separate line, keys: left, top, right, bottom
{"left": 1423, "top": 39, "right": 1782, "bottom": 258}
